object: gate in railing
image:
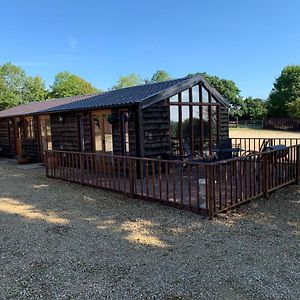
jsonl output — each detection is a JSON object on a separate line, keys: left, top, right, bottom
{"left": 45, "top": 144, "right": 300, "bottom": 219}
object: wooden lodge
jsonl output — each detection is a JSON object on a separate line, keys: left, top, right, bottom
{"left": 1, "top": 75, "right": 299, "bottom": 218}
{"left": 0, "top": 75, "right": 230, "bottom": 162}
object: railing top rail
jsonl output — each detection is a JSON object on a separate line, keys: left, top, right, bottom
{"left": 46, "top": 144, "right": 299, "bottom": 167}
{"left": 45, "top": 150, "right": 212, "bottom": 167}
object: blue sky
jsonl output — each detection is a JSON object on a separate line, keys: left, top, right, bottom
{"left": 0, "top": 0, "right": 299, "bottom": 98}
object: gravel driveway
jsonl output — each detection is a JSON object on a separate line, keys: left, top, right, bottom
{"left": 0, "top": 159, "right": 299, "bottom": 300}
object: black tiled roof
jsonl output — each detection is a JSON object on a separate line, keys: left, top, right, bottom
{"left": 41, "top": 77, "right": 189, "bottom": 113}
{"left": 0, "top": 75, "right": 229, "bottom": 118}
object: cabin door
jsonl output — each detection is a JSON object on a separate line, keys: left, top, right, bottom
{"left": 39, "top": 115, "right": 52, "bottom": 156}
{"left": 93, "top": 110, "right": 113, "bottom": 153}
{"left": 14, "top": 117, "right": 23, "bottom": 156}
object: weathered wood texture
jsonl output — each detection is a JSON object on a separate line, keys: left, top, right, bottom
{"left": 141, "top": 99, "right": 171, "bottom": 158}
{"left": 51, "top": 112, "right": 83, "bottom": 152}
{"left": 220, "top": 105, "right": 229, "bottom": 139}
{"left": 0, "top": 118, "right": 15, "bottom": 157}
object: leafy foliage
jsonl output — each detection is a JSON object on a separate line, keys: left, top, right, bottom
{"left": 0, "top": 63, "right": 47, "bottom": 110}
{"left": 50, "top": 71, "right": 99, "bottom": 98}
{"left": 23, "top": 76, "right": 47, "bottom": 103}
{"left": 268, "top": 65, "right": 300, "bottom": 117}
{"left": 287, "top": 98, "right": 300, "bottom": 119}
{"left": 187, "top": 72, "right": 243, "bottom": 118}
{"left": 241, "top": 97, "right": 267, "bottom": 120}
{"left": 112, "top": 73, "right": 143, "bottom": 90}
{"left": 149, "top": 70, "right": 172, "bottom": 83}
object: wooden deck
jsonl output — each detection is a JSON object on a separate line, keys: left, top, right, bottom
{"left": 47, "top": 149, "right": 298, "bottom": 217}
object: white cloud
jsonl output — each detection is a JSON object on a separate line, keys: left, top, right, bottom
{"left": 68, "top": 36, "right": 78, "bottom": 52}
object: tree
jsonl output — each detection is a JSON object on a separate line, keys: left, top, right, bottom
{"left": 0, "top": 77, "right": 20, "bottom": 110}
{"left": 287, "top": 98, "right": 300, "bottom": 119}
{"left": 0, "top": 63, "right": 26, "bottom": 109}
{"left": 0, "top": 62, "right": 49, "bottom": 110}
{"left": 268, "top": 65, "right": 300, "bottom": 117}
{"left": 242, "top": 97, "right": 267, "bottom": 120}
{"left": 50, "top": 71, "right": 99, "bottom": 98}
{"left": 23, "top": 76, "right": 47, "bottom": 103}
{"left": 149, "top": 70, "right": 172, "bottom": 83}
{"left": 112, "top": 73, "right": 143, "bottom": 90}
{"left": 187, "top": 72, "right": 243, "bottom": 118}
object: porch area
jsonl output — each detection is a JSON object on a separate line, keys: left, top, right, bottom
{"left": 45, "top": 138, "right": 300, "bottom": 218}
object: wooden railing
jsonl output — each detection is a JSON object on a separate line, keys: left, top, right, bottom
{"left": 231, "top": 138, "right": 300, "bottom": 156}
{"left": 206, "top": 145, "right": 299, "bottom": 217}
{"left": 45, "top": 150, "right": 210, "bottom": 214}
{"left": 45, "top": 144, "right": 300, "bottom": 219}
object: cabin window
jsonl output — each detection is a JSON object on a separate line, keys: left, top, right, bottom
{"left": 24, "top": 116, "right": 35, "bottom": 139}
{"left": 181, "top": 89, "right": 189, "bottom": 102}
{"left": 120, "top": 111, "right": 129, "bottom": 155}
{"left": 192, "top": 85, "right": 200, "bottom": 102}
{"left": 169, "top": 84, "right": 220, "bottom": 158}
{"left": 93, "top": 110, "right": 113, "bottom": 153}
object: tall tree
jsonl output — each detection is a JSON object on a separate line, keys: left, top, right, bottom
{"left": 268, "top": 65, "right": 300, "bottom": 117}
{"left": 50, "top": 71, "right": 99, "bottom": 98}
{"left": 149, "top": 70, "right": 172, "bottom": 83}
{"left": 287, "top": 98, "right": 300, "bottom": 119}
{"left": 23, "top": 76, "right": 47, "bottom": 103}
{"left": 0, "top": 62, "right": 49, "bottom": 110}
{"left": 242, "top": 97, "right": 267, "bottom": 120}
{"left": 0, "top": 63, "right": 26, "bottom": 109}
{"left": 188, "top": 72, "right": 243, "bottom": 118}
{"left": 0, "top": 77, "right": 20, "bottom": 110}
{"left": 112, "top": 73, "right": 143, "bottom": 90}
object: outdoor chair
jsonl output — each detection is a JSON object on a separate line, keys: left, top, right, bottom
{"left": 213, "top": 138, "right": 241, "bottom": 160}
{"left": 183, "top": 141, "right": 216, "bottom": 163}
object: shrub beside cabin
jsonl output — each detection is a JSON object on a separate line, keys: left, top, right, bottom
{"left": 0, "top": 76, "right": 230, "bottom": 162}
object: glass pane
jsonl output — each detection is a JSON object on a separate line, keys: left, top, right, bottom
{"left": 181, "top": 89, "right": 189, "bottom": 102}
{"left": 202, "top": 106, "right": 209, "bottom": 140}
{"left": 94, "top": 115, "right": 103, "bottom": 151}
{"left": 170, "top": 106, "right": 179, "bottom": 156}
{"left": 211, "top": 95, "right": 217, "bottom": 103}
{"left": 211, "top": 106, "right": 218, "bottom": 142}
{"left": 170, "top": 94, "right": 178, "bottom": 102}
{"left": 192, "top": 85, "right": 200, "bottom": 102}
{"left": 201, "top": 86, "right": 209, "bottom": 103}
{"left": 182, "top": 106, "right": 190, "bottom": 141}
{"left": 192, "top": 106, "right": 201, "bottom": 154}
{"left": 104, "top": 114, "right": 113, "bottom": 152}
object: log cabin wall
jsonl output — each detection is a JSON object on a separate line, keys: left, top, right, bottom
{"left": 220, "top": 105, "right": 229, "bottom": 139}
{"left": 50, "top": 111, "right": 93, "bottom": 153}
{"left": 51, "top": 112, "right": 80, "bottom": 152}
{"left": 141, "top": 99, "right": 171, "bottom": 158}
{"left": 0, "top": 118, "right": 15, "bottom": 157}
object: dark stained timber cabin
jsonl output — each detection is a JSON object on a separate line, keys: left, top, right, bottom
{"left": 1, "top": 75, "right": 300, "bottom": 218}
{"left": 0, "top": 75, "right": 230, "bottom": 162}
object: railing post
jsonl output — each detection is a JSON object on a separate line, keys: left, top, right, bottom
{"left": 80, "top": 153, "right": 84, "bottom": 186}
{"left": 206, "top": 164, "right": 214, "bottom": 220}
{"left": 296, "top": 145, "right": 300, "bottom": 185}
{"left": 45, "top": 150, "right": 49, "bottom": 177}
{"left": 263, "top": 153, "right": 269, "bottom": 199}
{"left": 129, "top": 158, "right": 134, "bottom": 197}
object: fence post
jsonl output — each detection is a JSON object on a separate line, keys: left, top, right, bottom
{"left": 80, "top": 153, "right": 84, "bottom": 186}
{"left": 129, "top": 158, "right": 134, "bottom": 197}
{"left": 263, "top": 153, "right": 269, "bottom": 199}
{"left": 296, "top": 145, "right": 300, "bottom": 185}
{"left": 206, "top": 164, "right": 214, "bottom": 220}
{"left": 45, "top": 150, "right": 49, "bottom": 177}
